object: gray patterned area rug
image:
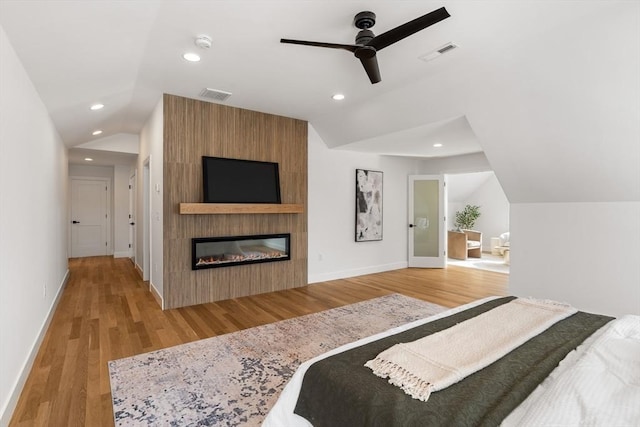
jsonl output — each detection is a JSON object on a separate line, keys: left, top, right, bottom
{"left": 108, "top": 293, "right": 445, "bottom": 426}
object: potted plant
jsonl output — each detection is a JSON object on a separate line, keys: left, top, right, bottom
{"left": 454, "top": 204, "right": 481, "bottom": 230}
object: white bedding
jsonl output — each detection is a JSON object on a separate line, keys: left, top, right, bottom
{"left": 262, "top": 298, "right": 640, "bottom": 427}
{"left": 503, "top": 314, "right": 640, "bottom": 426}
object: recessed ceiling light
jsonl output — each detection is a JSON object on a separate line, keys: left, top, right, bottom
{"left": 182, "top": 52, "right": 201, "bottom": 62}
{"left": 92, "top": 130, "right": 103, "bottom": 136}
{"left": 433, "top": 143, "right": 443, "bottom": 148}
{"left": 84, "top": 158, "right": 93, "bottom": 162}
{"left": 332, "top": 93, "right": 345, "bottom": 101}
{"left": 90, "top": 103, "right": 104, "bottom": 110}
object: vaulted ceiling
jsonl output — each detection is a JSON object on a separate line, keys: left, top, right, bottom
{"left": 1, "top": 1, "right": 638, "bottom": 203}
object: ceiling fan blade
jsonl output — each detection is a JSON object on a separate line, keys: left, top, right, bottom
{"left": 368, "top": 7, "right": 450, "bottom": 51}
{"left": 280, "top": 38, "right": 358, "bottom": 53}
{"left": 359, "top": 54, "right": 381, "bottom": 84}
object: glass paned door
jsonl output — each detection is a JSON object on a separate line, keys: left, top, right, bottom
{"left": 408, "top": 175, "right": 445, "bottom": 268}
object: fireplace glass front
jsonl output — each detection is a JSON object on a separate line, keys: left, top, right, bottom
{"left": 192, "top": 233, "right": 290, "bottom": 270}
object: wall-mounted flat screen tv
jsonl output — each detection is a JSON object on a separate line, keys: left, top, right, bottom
{"left": 202, "top": 156, "right": 281, "bottom": 204}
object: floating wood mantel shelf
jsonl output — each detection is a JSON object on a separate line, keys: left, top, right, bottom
{"left": 179, "top": 203, "right": 304, "bottom": 215}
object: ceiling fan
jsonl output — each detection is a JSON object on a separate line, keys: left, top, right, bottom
{"left": 280, "top": 7, "right": 450, "bottom": 84}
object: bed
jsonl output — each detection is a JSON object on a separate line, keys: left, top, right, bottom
{"left": 263, "top": 296, "right": 640, "bottom": 426}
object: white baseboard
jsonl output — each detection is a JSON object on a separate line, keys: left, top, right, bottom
{"left": 1, "top": 269, "right": 70, "bottom": 426}
{"left": 134, "top": 262, "right": 143, "bottom": 280}
{"left": 149, "top": 281, "right": 163, "bottom": 309}
{"left": 308, "top": 261, "right": 408, "bottom": 284}
{"left": 113, "top": 251, "right": 132, "bottom": 259}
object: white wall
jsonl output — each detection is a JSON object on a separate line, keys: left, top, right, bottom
{"left": 466, "top": 1, "right": 640, "bottom": 317}
{"left": 510, "top": 202, "right": 640, "bottom": 317}
{"left": 67, "top": 164, "right": 133, "bottom": 258}
{"left": 470, "top": 175, "right": 510, "bottom": 249}
{"left": 449, "top": 173, "right": 510, "bottom": 249}
{"left": 68, "top": 164, "right": 113, "bottom": 178}
{"left": 137, "top": 97, "right": 163, "bottom": 303}
{"left": 0, "top": 25, "right": 69, "bottom": 424}
{"left": 420, "top": 153, "right": 493, "bottom": 175}
{"left": 308, "top": 125, "right": 422, "bottom": 283}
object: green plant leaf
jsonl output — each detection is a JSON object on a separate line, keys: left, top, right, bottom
{"left": 454, "top": 204, "right": 481, "bottom": 230}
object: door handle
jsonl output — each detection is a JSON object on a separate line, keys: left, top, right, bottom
{"left": 130, "top": 222, "right": 135, "bottom": 226}
{"left": 72, "top": 220, "right": 80, "bottom": 224}
{"left": 409, "top": 224, "right": 414, "bottom": 228}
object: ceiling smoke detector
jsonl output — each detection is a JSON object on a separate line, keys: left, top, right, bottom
{"left": 419, "top": 42, "right": 459, "bottom": 62}
{"left": 195, "top": 35, "right": 212, "bottom": 49}
{"left": 199, "top": 88, "right": 232, "bottom": 102}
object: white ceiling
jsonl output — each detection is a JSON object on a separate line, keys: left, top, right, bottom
{"left": 1, "top": 1, "right": 638, "bottom": 203}
{"left": 336, "top": 115, "right": 481, "bottom": 158}
{"left": 0, "top": 1, "right": 597, "bottom": 152}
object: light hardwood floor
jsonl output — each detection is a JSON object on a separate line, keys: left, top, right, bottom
{"left": 9, "top": 256, "right": 508, "bottom": 426}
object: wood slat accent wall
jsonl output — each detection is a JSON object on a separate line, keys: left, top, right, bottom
{"left": 163, "top": 94, "right": 308, "bottom": 309}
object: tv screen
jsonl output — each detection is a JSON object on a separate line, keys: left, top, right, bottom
{"left": 202, "top": 156, "right": 281, "bottom": 204}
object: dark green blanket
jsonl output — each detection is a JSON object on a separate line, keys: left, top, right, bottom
{"left": 294, "top": 297, "right": 613, "bottom": 427}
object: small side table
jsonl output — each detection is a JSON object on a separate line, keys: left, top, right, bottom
{"left": 494, "top": 245, "right": 510, "bottom": 264}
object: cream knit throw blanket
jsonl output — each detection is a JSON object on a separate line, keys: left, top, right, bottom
{"left": 364, "top": 298, "right": 577, "bottom": 402}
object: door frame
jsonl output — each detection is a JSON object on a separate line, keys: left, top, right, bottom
{"left": 128, "top": 171, "right": 137, "bottom": 262}
{"left": 142, "top": 158, "right": 151, "bottom": 281}
{"left": 408, "top": 174, "right": 446, "bottom": 268}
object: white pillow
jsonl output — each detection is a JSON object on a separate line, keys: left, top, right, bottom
{"left": 499, "top": 232, "right": 510, "bottom": 246}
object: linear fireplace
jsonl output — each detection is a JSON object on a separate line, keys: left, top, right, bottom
{"left": 192, "top": 233, "right": 290, "bottom": 270}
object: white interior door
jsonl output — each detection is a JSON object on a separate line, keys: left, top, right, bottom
{"left": 71, "top": 178, "right": 109, "bottom": 257}
{"left": 408, "top": 175, "right": 446, "bottom": 268}
{"left": 129, "top": 173, "right": 136, "bottom": 261}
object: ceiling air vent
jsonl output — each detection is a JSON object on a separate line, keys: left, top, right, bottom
{"left": 419, "top": 42, "right": 458, "bottom": 62}
{"left": 199, "top": 88, "right": 232, "bottom": 102}
{"left": 437, "top": 43, "right": 457, "bottom": 54}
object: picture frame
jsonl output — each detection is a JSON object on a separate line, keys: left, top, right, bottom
{"left": 355, "top": 169, "right": 383, "bottom": 242}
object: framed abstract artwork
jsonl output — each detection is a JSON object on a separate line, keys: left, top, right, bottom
{"left": 355, "top": 169, "right": 383, "bottom": 242}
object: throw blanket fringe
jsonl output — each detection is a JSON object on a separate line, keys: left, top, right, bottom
{"left": 365, "top": 298, "right": 577, "bottom": 402}
{"left": 373, "top": 359, "right": 434, "bottom": 401}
